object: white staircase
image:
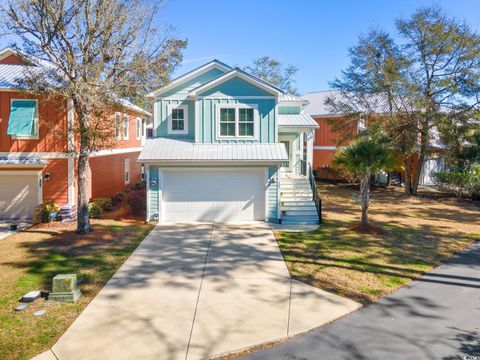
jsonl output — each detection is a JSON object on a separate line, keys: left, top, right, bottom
{"left": 280, "top": 173, "right": 319, "bottom": 225}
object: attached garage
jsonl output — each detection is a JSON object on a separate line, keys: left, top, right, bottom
{"left": 161, "top": 169, "right": 266, "bottom": 222}
{"left": 0, "top": 171, "right": 41, "bottom": 220}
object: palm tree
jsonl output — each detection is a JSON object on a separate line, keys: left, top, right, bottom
{"left": 333, "top": 138, "right": 398, "bottom": 226}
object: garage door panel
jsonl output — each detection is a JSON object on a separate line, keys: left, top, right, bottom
{"left": 0, "top": 174, "right": 38, "bottom": 220}
{"left": 162, "top": 170, "right": 265, "bottom": 222}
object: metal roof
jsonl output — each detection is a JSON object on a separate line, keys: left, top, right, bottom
{"left": 139, "top": 138, "right": 288, "bottom": 162}
{"left": 279, "top": 94, "right": 308, "bottom": 103}
{"left": 0, "top": 157, "right": 46, "bottom": 166}
{"left": 278, "top": 114, "right": 319, "bottom": 128}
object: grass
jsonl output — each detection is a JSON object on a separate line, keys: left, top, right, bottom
{"left": 0, "top": 218, "right": 154, "bottom": 360}
{"left": 276, "top": 182, "right": 480, "bottom": 305}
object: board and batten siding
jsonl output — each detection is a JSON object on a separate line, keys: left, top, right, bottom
{"left": 155, "top": 99, "right": 195, "bottom": 139}
{"left": 148, "top": 166, "right": 160, "bottom": 220}
{"left": 197, "top": 98, "right": 276, "bottom": 143}
{"left": 267, "top": 166, "right": 279, "bottom": 222}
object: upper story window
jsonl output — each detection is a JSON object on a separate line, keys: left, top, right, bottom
{"left": 136, "top": 118, "right": 142, "bottom": 140}
{"left": 168, "top": 104, "right": 188, "bottom": 134}
{"left": 216, "top": 104, "right": 258, "bottom": 139}
{"left": 7, "top": 99, "right": 39, "bottom": 140}
{"left": 357, "top": 118, "right": 367, "bottom": 132}
{"left": 115, "top": 113, "right": 121, "bottom": 139}
{"left": 124, "top": 115, "right": 129, "bottom": 139}
{"left": 124, "top": 158, "right": 130, "bottom": 184}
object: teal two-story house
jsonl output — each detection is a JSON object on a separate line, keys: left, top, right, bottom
{"left": 139, "top": 60, "right": 320, "bottom": 224}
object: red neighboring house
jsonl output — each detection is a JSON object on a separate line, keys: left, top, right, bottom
{"left": 302, "top": 90, "right": 446, "bottom": 184}
{"left": 0, "top": 48, "right": 151, "bottom": 221}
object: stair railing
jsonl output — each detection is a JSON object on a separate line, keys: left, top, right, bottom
{"left": 307, "top": 163, "right": 322, "bottom": 224}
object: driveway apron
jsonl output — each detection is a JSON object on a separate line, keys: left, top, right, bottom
{"left": 50, "top": 222, "right": 360, "bottom": 360}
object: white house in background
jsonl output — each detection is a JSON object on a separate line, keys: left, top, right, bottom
{"left": 139, "top": 60, "right": 320, "bottom": 224}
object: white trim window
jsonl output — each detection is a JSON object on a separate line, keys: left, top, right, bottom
{"left": 124, "top": 115, "right": 129, "bottom": 140}
{"left": 167, "top": 104, "right": 188, "bottom": 134}
{"left": 136, "top": 118, "right": 141, "bottom": 140}
{"left": 357, "top": 118, "right": 367, "bottom": 132}
{"left": 124, "top": 158, "right": 130, "bottom": 184}
{"left": 115, "top": 113, "right": 121, "bottom": 140}
{"left": 216, "top": 104, "right": 258, "bottom": 140}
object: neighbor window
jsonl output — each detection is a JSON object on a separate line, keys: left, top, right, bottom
{"left": 124, "top": 115, "right": 129, "bottom": 139}
{"left": 136, "top": 118, "right": 141, "bottom": 140}
{"left": 124, "top": 158, "right": 130, "bottom": 184}
{"left": 7, "top": 99, "right": 39, "bottom": 140}
{"left": 357, "top": 118, "right": 367, "bottom": 132}
{"left": 217, "top": 105, "right": 257, "bottom": 138}
{"left": 168, "top": 105, "right": 188, "bottom": 134}
{"left": 115, "top": 113, "right": 121, "bottom": 139}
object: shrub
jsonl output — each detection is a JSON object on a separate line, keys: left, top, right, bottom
{"left": 92, "top": 197, "right": 113, "bottom": 211}
{"left": 134, "top": 180, "right": 146, "bottom": 190}
{"left": 126, "top": 189, "right": 146, "bottom": 216}
{"left": 111, "top": 191, "right": 127, "bottom": 208}
{"left": 434, "top": 163, "right": 480, "bottom": 199}
{"left": 40, "top": 201, "right": 60, "bottom": 223}
{"left": 88, "top": 202, "right": 103, "bottom": 219}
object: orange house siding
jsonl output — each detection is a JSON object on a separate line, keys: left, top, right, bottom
{"left": 0, "top": 91, "right": 68, "bottom": 153}
{"left": 0, "top": 54, "right": 27, "bottom": 65}
{"left": 89, "top": 152, "right": 142, "bottom": 199}
{"left": 42, "top": 159, "right": 69, "bottom": 205}
{"left": 113, "top": 111, "right": 144, "bottom": 149}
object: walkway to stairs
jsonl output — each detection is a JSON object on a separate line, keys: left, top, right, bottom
{"left": 280, "top": 172, "right": 319, "bottom": 225}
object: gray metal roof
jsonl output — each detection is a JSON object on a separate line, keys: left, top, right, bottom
{"left": 278, "top": 114, "right": 319, "bottom": 128}
{"left": 279, "top": 94, "right": 308, "bottom": 103}
{"left": 139, "top": 138, "right": 288, "bottom": 162}
{"left": 0, "top": 157, "right": 46, "bottom": 166}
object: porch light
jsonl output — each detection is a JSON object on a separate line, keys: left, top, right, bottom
{"left": 150, "top": 177, "right": 157, "bottom": 187}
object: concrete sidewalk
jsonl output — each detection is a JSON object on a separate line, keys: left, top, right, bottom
{"left": 36, "top": 223, "right": 360, "bottom": 360}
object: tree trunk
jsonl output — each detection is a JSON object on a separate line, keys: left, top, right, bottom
{"left": 404, "top": 157, "right": 413, "bottom": 195}
{"left": 77, "top": 152, "right": 91, "bottom": 233}
{"left": 360, "top": 176, "right": 370, "bottom": 226}
{"left": 411, "top": 128, "right": 429, "bottom": 195}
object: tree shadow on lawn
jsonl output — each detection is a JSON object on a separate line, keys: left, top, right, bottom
{"left": 4, "top": 222, "right": 151, "bottom": 297}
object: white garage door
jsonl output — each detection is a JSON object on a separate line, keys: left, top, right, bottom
{"left": 0, "top": 173, "right": 39, "bottom": 220}
{"left": 162, "top": 169, "right": 266, "bottom": 222}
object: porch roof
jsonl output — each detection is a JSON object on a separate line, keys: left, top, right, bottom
{"left": 139, "top": 138, "right": 288, "bottom": 163}
{"left": 278, "top": 114, "right": 319, "bottom": 128}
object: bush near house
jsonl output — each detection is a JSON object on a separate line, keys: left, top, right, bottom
{"left": 434, "top": 163, "right": 480, "bottom": 200}
{"left": 127, "top": 188, "right": 146, "bottom": 216}
{"left": 88, "top": 203, "right": 103, "bottom": 219}
{"left": 91, "top": 197, "right": 113, "bottom": 212}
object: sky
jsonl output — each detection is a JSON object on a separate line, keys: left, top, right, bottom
{"left": 160, "top": 0, "right": 480, "bottom": 95}
{"left": 1, "top": 1, "right": 480, "bottom": 95}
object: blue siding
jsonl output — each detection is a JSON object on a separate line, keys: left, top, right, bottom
{"left": 198, "top": 98, "right": 276, "bottom": 143}
{"left": 161, "top": 68, "right": 226, "bottom": 98}
{"left": 267, "top": 166, "right": 279, "bottom": 222}
{"left": 199, "top": 76, "right": 274, "bottom": 97}
{"left": 155, "top": 99, "right": 195, "bottom": 139}
{"left": 148, "top": 166, "right": 159, "bottom": 220}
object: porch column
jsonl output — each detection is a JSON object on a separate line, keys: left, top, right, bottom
{"left": 306, "top": 130, "right": 314, "bottom": 169}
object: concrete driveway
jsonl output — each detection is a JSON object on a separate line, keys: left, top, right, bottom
{"left": 40, "top": 223, "right": 360, "bottom": 360}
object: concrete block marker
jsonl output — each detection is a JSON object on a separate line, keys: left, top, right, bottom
{"left": 48, "top": 274, "right": 82, "bottom": 303}
{"left": 20, "top": 290, "right": 41, "bottom": 303}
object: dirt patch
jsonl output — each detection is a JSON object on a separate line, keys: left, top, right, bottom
{"left": 348, "top": 223, "right": 385, "bottom": 235}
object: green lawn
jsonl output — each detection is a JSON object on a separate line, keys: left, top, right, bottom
{"left": 0, "top": 219, "right": 154, "bottom": 360}
{"left": 276, "top": 183, "right": 480, "bottom": 304}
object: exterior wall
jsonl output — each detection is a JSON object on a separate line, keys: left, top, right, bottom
{"left": 160, "top": 68, "right": 226, "bottom": 99}
{"left": 0, "top": 54, "right": 27, "bottom": 65}
{"left": 198, "top": 97, "right": 276, "bottom": 143}
{"left": 0, "top": 91, "right": 68, "bottom": 153}
{"left": 112, "top": 109, "right": 146, "bottom": 149}
{"left": 147, "top": 166, "right": 160, "bottom": 220}
{"left": 155, "top": 99, "right": 195, "bottom": 139}
{"left": 89, "top": 151, "right": 142, "bottom": 199}
{"left": 198, "top": 77, "right": 274, "bottom": 98}
{"left": 42, "top": 159, "right": 69, "bottom": 205}
{"left": 267, "top": 166, "right": 279, "bottom": 222}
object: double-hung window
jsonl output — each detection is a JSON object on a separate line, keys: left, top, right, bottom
{"left": 124, "top": 115, "right": 129, "bottom": 140}
{"left": 217, "top": 104, "right": 257, "bottom": 139}
{"left": 124, "top": 159, "right": 130, "bottom": 184}
{"left": 136, "top": 118, "right": 141, "bottom": 140}
{"left": 115, "top": 113, "right": 121, "bottom": 139}
{"left": 168, "top": 104, "right": 188, "bottom": 134}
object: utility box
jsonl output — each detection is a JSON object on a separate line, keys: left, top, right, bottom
{"left": 48, "top": 274, "right": 82, "bottom": 303}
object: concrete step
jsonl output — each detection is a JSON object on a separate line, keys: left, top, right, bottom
{"left": 282, "top": 196, "right": 313, "bottom": 201}
{"left": 282, "top": 200, "right": 316, "bottom": 206}
{"left": 282, "top": 204, "right": 317, "bottom": 210}
{"left": 281, "top": 217, "right": 320, "bottom": 225}
{"left": 282, "top": 210, "right": 318, "bottom": 216}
